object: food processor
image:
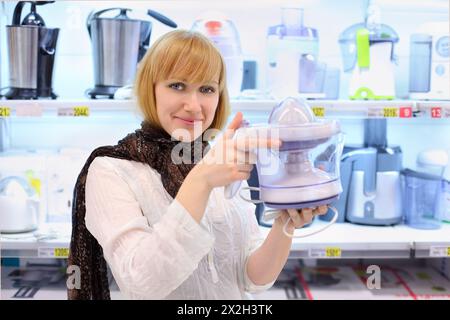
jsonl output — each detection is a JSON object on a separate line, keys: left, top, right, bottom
{"left": 225, "top": 97, "right": 344, "bottom": 237}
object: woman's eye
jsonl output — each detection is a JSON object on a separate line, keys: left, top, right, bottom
{"left": 169, "top": 82, "right": 185, "bottom": 91}
{"left": 200, "top": 86, "right": 216, "bottom": 94}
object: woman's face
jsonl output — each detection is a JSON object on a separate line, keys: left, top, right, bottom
{"left": 155, "top": 78, "right": 220, "bottom": 141}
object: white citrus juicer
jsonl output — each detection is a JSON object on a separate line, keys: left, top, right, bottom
{"left": 225, "top": 97, "right": 344, "bottom": 237}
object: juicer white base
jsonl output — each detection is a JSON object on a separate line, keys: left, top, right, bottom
{"left": 260, "top": 179, "right": 342, "bottom": 206}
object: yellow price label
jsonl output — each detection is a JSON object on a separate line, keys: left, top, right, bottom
{"left": 383, "top": 107, "right": 398, "bottom": 118}
{"left": 325, "top": 247, "right": 342, "bottom": 258}
{"left": 73, "top": 106, "right": 89, "bottom": 117}
{"left": 312, "top": 107, "right": 325, "bottom": 117}
{"left": 54, "top": 247, "right": 69, "bottom": 258}
{"left": 0, "top": 107, "right": 11, "bottom": 117}
{"left": 448, "top": 247, "right": 450, "bottom": 256}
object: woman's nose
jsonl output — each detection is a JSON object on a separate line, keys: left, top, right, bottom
{"left": 183, "top": 92, "right": 202, "bottom": 113}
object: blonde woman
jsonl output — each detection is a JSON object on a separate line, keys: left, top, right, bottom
{"left": 68, "top": 30, "right": 327, "bottom": 300}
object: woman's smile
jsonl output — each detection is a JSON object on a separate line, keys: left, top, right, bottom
{"left": 173, "top": 116, "right": 203, "bottom": 126}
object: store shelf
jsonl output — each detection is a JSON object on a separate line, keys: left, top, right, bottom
{"left": 1, "top": 99, "right": 450, "bottom": 119}
{"left": 2, "top": 221, "right": 450, "bottom": 260}
{"left": 259, "top": 221, "right": 450, "bottom": 259}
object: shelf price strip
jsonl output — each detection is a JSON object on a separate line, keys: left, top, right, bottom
{"left": 429, "top": 246, "right": 450, "bottom": 258}
{"left": 0, "top": 107, "right": 11, "bottom": 117}
{"left": 309, "top": 247, "right": 342, "bottom": 258}
{"left": 58, "top": 106, "right": 90, "bottom": 117}
{"left": 38, "top": 247, "right": 70, "bottom": 258}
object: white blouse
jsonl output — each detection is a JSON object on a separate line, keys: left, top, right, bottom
{"left": 84, "top": 156, "right": 274, "bottom": 300}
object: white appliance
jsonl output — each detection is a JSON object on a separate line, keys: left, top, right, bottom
{"left": 266, "top": 7, "right": 324, "bottom": 100}
{"left": 339, "top": 23, "right": 399, "bottom": 100}
{"left": 191, "top": 12, "right": 244, "bottom": 98}
{"left": 0, "top": 176, "right": 40, "bottom": 233}
{"left": 225, "top": 97, "right": 344, "bottom": 237}
{"left": 409, "top": 22, "right": 450, "bottom": 100}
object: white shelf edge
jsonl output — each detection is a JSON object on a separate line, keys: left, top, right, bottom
{"left": 0, "top": 99, "right": 449, "bottom": 119}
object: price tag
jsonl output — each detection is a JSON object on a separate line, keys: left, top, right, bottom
{"left": 38, "top": 247, "right": 69, "bottom": 258}
{"left": 312, "top": 106, "right": 325, "bottom": 117}
{"left": 399, "top": 107, "right": 412, "bottom": 118}
{"left": 429, "top": 246, "right": 450, "bottom": 257}
{"left": 367, "top": 108, "right": 383, "bottom": 118}
{"left": 309, "top": 247, "right": 342, "bottom": 258}
{"left": 383, "top": 107, "right": 398, "bottom": 118}
{"left": 58, "top": 106, "right": 89, "bottom": 117}
{"left": 16, "top": 103, "right": 42, "bottom": 117}
{"left": 0, "top": 107, "right": 11, "bottom": 117}
{"left": 74, "top": 106, "right": 89, "bottom": 117}
{"left": 326, "top": 247, "right": 342, "bottom": 258}
{"left": 431, "top": 107, "right": 442, "bottom": 118}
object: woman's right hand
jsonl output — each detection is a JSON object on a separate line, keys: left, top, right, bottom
{"left": 190, "top": 112, "right": 281, "bottom": 190}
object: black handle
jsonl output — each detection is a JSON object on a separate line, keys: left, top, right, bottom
{"left": 147, "top": 9, "right": 177, "bottom": 28}
{"left": 35, "top": 1, "right": 55, "bottom": 5}
{"left": 12, "top": 1, "right": 55, "bottom": 25}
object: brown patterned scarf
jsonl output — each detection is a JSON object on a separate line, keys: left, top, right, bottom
{"left": 67, "top": 122, "right": 209, "bottom": 300}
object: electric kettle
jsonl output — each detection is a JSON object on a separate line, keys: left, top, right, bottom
{"left": 225, "top": 97, "right": 344, "bottom": 237}
{"left": 0, "top": 176, "right": 40, "bottom": 234}
{"left": 86, "top": 8, "right": 177, "bottom": 99}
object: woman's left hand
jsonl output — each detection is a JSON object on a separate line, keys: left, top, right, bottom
{"left": 274, "top": 206, "right": 328, "bottom": 231}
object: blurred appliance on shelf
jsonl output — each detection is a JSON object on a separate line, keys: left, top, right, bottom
{"left": 0, "top": 117, "right": 11, "bottom": 152}
{"left": 191, "top": 12, "right": 244, "bottom": 98}
{"left": 0, "top": 151, "right": 46, "bottom": 227}
{"left": 3, "top": 1, "right": 59, "bottom": 100}
{"left": 266, "top": 7, "right": 326, "bottom": 100}
{"left": 113, "top": 85, "right": 134, "bottom": 100}
{"left": 443, "top": 165, "right": 450, "bottom": 223}
{"left": 0, "top": 176, "right": 40, "bottom": 233}
{"left": 401, "top": 168, "right": 443, "bottom": 230}
{"left": 338, "top": 4, "right": 399, "bottom": 100}
{"left": 321, "top": 119, "right": 403, "bottom": 225}
{"left": 46, "top": 148, "right": 88, "bottom": 223}
{"left": 409, "top": 22, "right": 450, "bottom": 100}
{"left": 86, "top": 8, "right": 177, "bottom": 99}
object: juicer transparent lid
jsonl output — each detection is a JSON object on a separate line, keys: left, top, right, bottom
{"left": 339, "top": 22, "right": 399, "bottom": 43}
{"left": 267, "top": 97, "right": 340, "bottom": 142}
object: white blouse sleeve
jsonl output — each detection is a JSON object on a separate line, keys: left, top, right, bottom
{"left": 238, "top": 182, "right": 276, "bottom": 293}
{"left": 84, "top": 157, "right": 215, "bottom": 299}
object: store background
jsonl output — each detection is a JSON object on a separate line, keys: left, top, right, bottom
{"left": 0, "top": 0, "right": 449, "bottom": 300}
{"left": 0, "top": 0, "right": 448, "bottom": 162}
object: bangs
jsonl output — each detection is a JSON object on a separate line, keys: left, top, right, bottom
{"left": 153, "top": 33, "right": 225, "bottom": 89}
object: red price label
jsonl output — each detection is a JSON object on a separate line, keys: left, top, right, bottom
{"left": 399, "top": 107, "right": 412, "bottom": 118}
{"left": 431, "top": 107, "right": 442, "bottom": 118}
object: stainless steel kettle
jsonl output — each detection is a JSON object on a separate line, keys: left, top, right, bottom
{"left": 86, "top": 8, "right": 177, "bottom": 99}
{"left": 3, "top": 1, "right": 59, "bottom": 100}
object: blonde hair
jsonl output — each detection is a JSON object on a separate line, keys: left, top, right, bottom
{"left": 135, "top": 29, "right": 230, "bottom": 131}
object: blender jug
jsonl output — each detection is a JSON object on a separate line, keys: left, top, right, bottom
{"left": 401, "top": 169, "right": 443, "bottom": 230}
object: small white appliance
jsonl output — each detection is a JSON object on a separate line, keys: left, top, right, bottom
{"left": 266, "top": 7, "right": 324, "bottom": 99}
{"left": 191, "top": 12, "right": 244, "bottom": 98}
{"left": 0, "top": 176, "right": 40, "bottom": 233}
